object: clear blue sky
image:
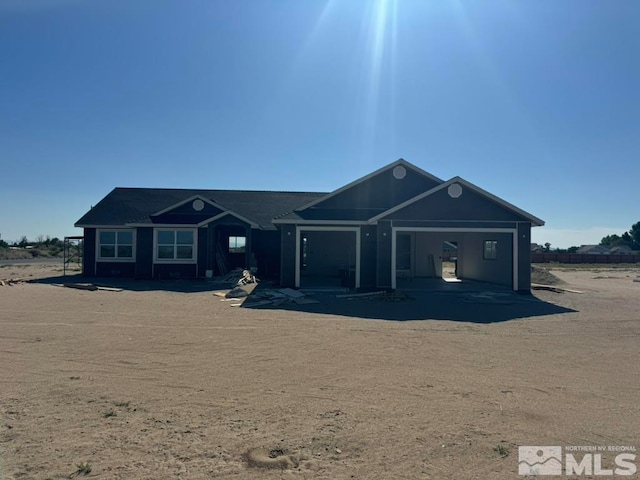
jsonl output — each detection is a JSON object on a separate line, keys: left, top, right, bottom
{"left": 1, "top": 0, "right": 638, "bottom": 248}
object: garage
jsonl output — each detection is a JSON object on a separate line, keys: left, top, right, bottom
{"left": 295, "top": 227, "right": 360, "bottom": 289}
{"left": 391, "top": 228, "right": 517, "bottom": 290}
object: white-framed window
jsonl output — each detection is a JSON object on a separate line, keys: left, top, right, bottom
{"left": 484, "top": 240, "right": 498, "bottom": 260}
{"left": 228, "top": 235, "right": 246, "bottom": 254}
{"left": 97, "top": 229, "right": 135, "bottom": 261}
{"left": 154, "top": 228, "right": 196, "bottom": 262}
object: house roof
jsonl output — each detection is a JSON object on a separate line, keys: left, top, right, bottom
{"left": 576, "top": 244, "right": 632, "bottom": 254}
{"left": 76, "top": 160, "right": 545, "bottom": 231}
{"left": 75, "top": 188, "right": 327, "bottom": 231}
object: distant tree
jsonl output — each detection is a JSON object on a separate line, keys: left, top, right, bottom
{"left": 567, "top": 246, "right": 579, "bottom": 254}
{"left": 630, "top": 221, "right": 640, "bottom": 250}
{"left": 35, "top": 234, "right": 45, "bottom": 245}
{"left": 601, "top": 223, "right": 640, "bottom": 250}
{"left": 17, "top": 236, "right": 28, "bottom": 248}
{"left": 0, "top": 238, "right": 8, "bottom": 249}
{"left": 543, "top": 242, "right": 551, "bottom": 252}
{"left": 600, "top": 234, "right": 622, "bottom": 246}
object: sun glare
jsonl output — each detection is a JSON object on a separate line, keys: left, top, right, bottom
{"left": 360, "top": 0, "right": 397, "bottom": 164}
{"left": 271, "top": 0, "right": 400, "bottom": 167}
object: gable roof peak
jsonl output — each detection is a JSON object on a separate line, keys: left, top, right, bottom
{"left": 294, "top": 158, "right": 444, "bottom": 212}
{"left": 368, "top": 174, "right": 545, "bottom": 226}
{"left": 150, "top": 194, "right": 224, "bottom": 217}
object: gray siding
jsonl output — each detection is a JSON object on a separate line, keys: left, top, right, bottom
{"left": 135, "top": 227, "right": 153, "bottom": 279}
{"left": 153, "top": 264, "right": 197, "bottom": 279}
{"left": 252, "top": 230, "right": 281, "bottom": 279}
{"left": 197, "top": 227, "right": 207, "bottom": 277}
{"left": 206, "top": 223, "right": 216, "bottom": 273}
{"left": 83, "top": 228, "right": 96, "bottom": 276}
{"left": 383, "top": 186, "right": 531, "bottom": 223}
{"left": 517, "top": 222, "right": 532, "bottom": 292}
{"left": 96, "top": 262, "right": 135, "bottom": 277}
{"left": 303, "top": 167, "right": 441, "bottom": 218}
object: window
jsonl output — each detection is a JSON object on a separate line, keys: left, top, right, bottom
{"left": 228, "top": 236, "right": 246, "bottom": 254}
{"left": 155, "top": 229, "right": 195, "bottom": 261}
{"left": 484, "top": 240, "right": 498, "bottom": 260}
{"left": 98, "top": 230, "right": 134, "bottom": 260}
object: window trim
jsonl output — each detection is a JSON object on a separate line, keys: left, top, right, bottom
{"left": 484, "top": 240, "right": 498, "bottom": 260}
{"left": 96, "top": 229, "right": 136, "bottom": 262}
{"left": 153, "top": 228, "right": 197, "bottom": 264}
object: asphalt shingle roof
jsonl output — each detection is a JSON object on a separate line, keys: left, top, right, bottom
{"left": 75, "top": 188, "right": 328, "bottom": 230}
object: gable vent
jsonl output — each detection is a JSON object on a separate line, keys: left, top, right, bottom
{"left": 448, "top": 183, "right": 463, "bottom": 198}
{"left": 392, "top": 165, "right": 406, "bottom": 179}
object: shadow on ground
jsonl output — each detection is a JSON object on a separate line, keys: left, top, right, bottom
{"left": 244, "top": 288, "right": 577, "bottom": 323}
{"left": 30, "top": 275, "right": 226, "bottom": 293}
{"left": 30, "top": 275, "right": 577, "bottom": 323}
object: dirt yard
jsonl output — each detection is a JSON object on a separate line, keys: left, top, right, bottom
{"left": 1, "top": 263, "right": 639, "bottom": 479}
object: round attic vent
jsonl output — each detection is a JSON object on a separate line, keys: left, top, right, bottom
{"left": 392, "top": 165, "right": 406, "bottom": 179}
{"left": 192, "top": 199, "right": 205, "bottom": 211}
{"left": 448, "top": 183, "right": 463, "bottom": 198}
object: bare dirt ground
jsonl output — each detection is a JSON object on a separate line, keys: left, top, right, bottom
{"left": 1, "top": 263, "right": 639, "bottom": 479}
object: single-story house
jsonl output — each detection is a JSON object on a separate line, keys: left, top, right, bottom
{"left": 75, "top": 159, "right": 544, "bottom": 292}
{"left": 609, "top": 245, "right": 633, "bottom": 255}
{"left": 576, "top": 244, "right": 612, "bottom": 255}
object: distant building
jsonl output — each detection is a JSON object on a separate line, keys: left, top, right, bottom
{"left": 609, "top": 245, "right": 633, "bottom": 254}
{"left": 576, "top": 245, "right": 611, "bottom": 255}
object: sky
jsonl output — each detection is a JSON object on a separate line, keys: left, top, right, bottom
{"left": 0, "top": 0, "right": 638, "bottom": 248}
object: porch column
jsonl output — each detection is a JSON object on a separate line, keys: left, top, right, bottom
{"left": 206, "top": 223, "right": 216, "bottom": 274}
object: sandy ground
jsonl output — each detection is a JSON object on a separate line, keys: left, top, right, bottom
{"left": 0, "top": 263, "right": 639, "bottom": 479}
